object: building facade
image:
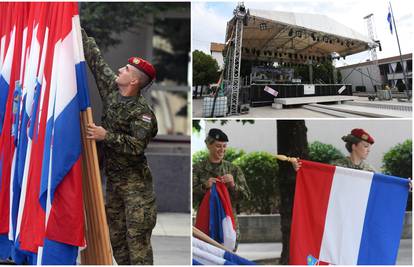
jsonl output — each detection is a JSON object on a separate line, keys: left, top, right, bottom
{"left": 338, "top": 53, "right": 412, "bottom": 93}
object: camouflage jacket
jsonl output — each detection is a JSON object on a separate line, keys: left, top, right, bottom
{"left": 193, "top": 159, "right": 251, "bottom": 211}
{"left": 82, "top": 30, "right": 158, "bottom": 174}
{"left": 331, "top": 157, "right": 376, "bottom": 172}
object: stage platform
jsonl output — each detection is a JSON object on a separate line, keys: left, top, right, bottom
{"left": 273, "top": 95, "right": 359, "bottom": 107}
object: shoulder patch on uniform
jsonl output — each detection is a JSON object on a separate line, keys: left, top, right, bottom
{"left": 142, "top": 114, "right": 152, "bottom": 123}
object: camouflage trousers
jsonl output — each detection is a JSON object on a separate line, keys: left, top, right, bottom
{"left": 105, "top": 170, "right": 157, "bottom": 265}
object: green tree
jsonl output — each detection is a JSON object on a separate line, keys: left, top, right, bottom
{"left": 80, "top": 3, "right": 185, "bottom": 49}
{"left": 193, "top": 50, "right": 220, "bottom": 89}
{"left": 309, "top": 141, "right": 345, "bottom": 163}
{"left": 382, "top": 139, "right": 412, "bottom": 178}
{"left": 234, "top": 152, "right": 279, "bottom": 214}
{"left": 80, "top": 2, "right": 190, "bottom": 84}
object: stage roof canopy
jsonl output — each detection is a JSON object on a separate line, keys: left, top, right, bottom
{"left": 225, "top": 9, "right": 378, "bottom": 63}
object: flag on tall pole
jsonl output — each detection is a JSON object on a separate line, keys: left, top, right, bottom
{"left": 387, "top": 5, "right": 393, "bottom": 34}
{"left": 0, "top": 3, "right": 89, "bottom": 264}
{"left": 290, "top": 160, "right": 409, "bottom": 265}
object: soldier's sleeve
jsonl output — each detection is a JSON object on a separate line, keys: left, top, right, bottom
{"left": 104, "top": 112, "right": 157, "bottom": 156}
{"left": 192, "top": 165, "right": 207, "bottom": 209}
{"left": 230, "top": 165, "right": 251, "bottom": 201}
{"left": 81, "top": 29, "right": 117, "bottom": 100}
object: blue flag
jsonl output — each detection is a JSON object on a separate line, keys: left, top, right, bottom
{"left": 387, "top": 7, "right": 393, "bottom": 34}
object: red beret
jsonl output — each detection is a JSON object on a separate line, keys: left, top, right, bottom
{"left": 128, "top": 57, "right": 156, "bottom": 81}
{"left": 351, "top": 128, "right": 375, "bottom": 144}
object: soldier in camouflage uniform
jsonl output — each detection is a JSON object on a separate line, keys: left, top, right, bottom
{"left": 193, "top": 128, "right": 250, "bottom": 251}
{"left": 82, "top": 29, "right": 157, "bottom": 265}
{"left": 330, "top": 128, "right": 375, "bottom": 172}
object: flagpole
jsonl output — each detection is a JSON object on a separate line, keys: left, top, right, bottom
{"left": 389, "top": 1, "right": 411, "bottom": 100}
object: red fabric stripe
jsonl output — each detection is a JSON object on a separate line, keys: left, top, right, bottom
{"left": 194, "top": 190, "right": 211, "bottom": 236}
{"left": 0, "top": 2, "right": 27, "bottom": 234}
{"left": 289, "top": 160, "right": 335, "bottom": 265}
{"left": 46, "top": 158, "right": 85, "bottom": 246}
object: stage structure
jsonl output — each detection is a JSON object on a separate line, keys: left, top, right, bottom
{"left": 217, "top": 3, "right": 379, "bottom": 116}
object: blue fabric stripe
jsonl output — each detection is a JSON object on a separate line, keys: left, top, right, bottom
{"left": 39, "top": 118, "right": 54, "bottom": 211}
{"left": 224, "top": 251, "right": 256, "bottom": 265}
{"left": 223, "top": 260, "right": 237, "bottom": 265}
{"left": 10, "top": 235, "right": 37, "bottom": 265}
{"left": 0, "top": 75, "right": 10, "bottom": 135}
{"left": 75, "top": 61, "right": 90, "bottom": 110}
{"left": 192, "top": 259, "right": 203, "bottom": 265}
{"left": 41, "top": 238, "right": 78, "bottom": 265}
{"left": 0, "top": 234, "right": 12, "bottom": 259}
{"left": 357, "top": 173, "right": 409, "bottom": 264}
{"left": 209, "top": 184, "right": 226, "bottom": 244}
{"left": 50, "top": 94, "right": 81, "bottom": 202}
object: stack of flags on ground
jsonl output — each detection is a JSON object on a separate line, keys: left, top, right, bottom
{"left": 192, "top": 237, "right": 255, "bottom": 265}
{"left": 0, "top": 2, "right": 89, "bottom": 264}
{"left": 290, "top": 160, "right": 409, "bottom": 265}
{"left": 195, "top": 180, "right": 237, "bottom": 251}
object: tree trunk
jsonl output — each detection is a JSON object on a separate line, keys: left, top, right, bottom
{"left": 277, "top": 120, "right": 309, "bottom": 264}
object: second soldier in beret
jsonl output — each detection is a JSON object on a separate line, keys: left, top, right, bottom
{"left": 291, "top": 128, "right": 375, "bottom": 172}
{"left": 193, "top": 128, "right": 251, "bottom": 251}
{"left": 331, "top": 128, "right": 375, "bottom": 172}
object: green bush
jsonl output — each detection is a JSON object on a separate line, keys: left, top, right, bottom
{"left": 382, "top": 140, "right": 412, "bottom": 211}
{"left": 192, "top": 148, "right": 245, "bottom": 165}
{"left": 234, "top": 152, "right": 279, "bottom": 214}
{"left": 224, "top": 147, "right": 246, "bottom": 163}
{"left": 309, "top": 141, "right": 345, "bottom": 164}
{"left": 192, "top": 149, "right": 209, "bottom": 165}
{"left": 382, "top": 139, "right": 412, "bottom": 178}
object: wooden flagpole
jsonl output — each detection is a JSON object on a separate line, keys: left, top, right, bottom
{"left": 192, "top": 226, "right": 232, "bottom": 253}
{"left": 79, "top": 107, "right": 112, "bottom": 264}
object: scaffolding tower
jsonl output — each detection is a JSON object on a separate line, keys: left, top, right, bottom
{"left": 364, "top": 13, "right": 378, "bottom": 62}
{"left": 225, "top": 2, "right": 246, "bottom": 116}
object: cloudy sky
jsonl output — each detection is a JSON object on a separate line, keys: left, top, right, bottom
{"left": 192, "top": 0, "right": 412, "bottom": 66}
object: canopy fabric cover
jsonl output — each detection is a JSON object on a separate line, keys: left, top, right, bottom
{"left": 225, "top": 9, "right": 377, "bottom": 63}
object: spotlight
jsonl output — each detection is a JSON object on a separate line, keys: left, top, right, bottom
{"left": 259, "top": 23, "right": 267, "bottom": 31}
{"left": 296, "top": 31, "right": 302, "bottom": 38}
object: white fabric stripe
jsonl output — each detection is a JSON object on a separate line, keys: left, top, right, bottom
{"left": 193, "top": 237, "right": 226, "bottom": 258}
{"left": 319, "top": 167, "right": 373, "bottom": 265}
{"left": 19, "top": 27, "right": 28, "bottom": 82}
{"left": 54, "top": 29, "right": 77, "bottom": 118}
{"left": 72, "top": 15, "right": 85, "bottom": 62}
{"left": 8, "top": 151, "right": 16, "bottom": 240}
{"left": 1, "top": 26, "right": 15, "bottom": 81}
{"left": 193, "top": 246, "right": 226, "bottom": 265}
{"left": 222, "top": 216, "right": 236, "bottom": 251}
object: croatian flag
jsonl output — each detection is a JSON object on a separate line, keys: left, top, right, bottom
{"left": 195, "top": 181, "right": 237, "bottom": 251}
{"left": 0, "top": 3, "right": 87, "bottom": 264}
{"left": 192, "top": 237, "right": 255, "bottom": 265}
{"left": 290, "top": 160, "right": 409, "bottom": 265}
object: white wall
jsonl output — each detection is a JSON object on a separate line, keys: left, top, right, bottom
{"left": 194, "top": 120, "right": 277, "bottom": 153}
{"left": 211, "top": 51, "right": 224, "bottom": 70}
{"left": 193, "top": 119, "right": 412, "bottom": 172}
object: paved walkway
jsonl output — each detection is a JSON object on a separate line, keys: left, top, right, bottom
{"left": 152, "top": 212, "right": 191, "bottom": 265}
{"left": 237, "top": 239, "right": 412, "bottom": 265}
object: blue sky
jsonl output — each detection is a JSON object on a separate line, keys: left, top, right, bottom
{"left": 192, "top": 0, "right": 412, "bottom": 66}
